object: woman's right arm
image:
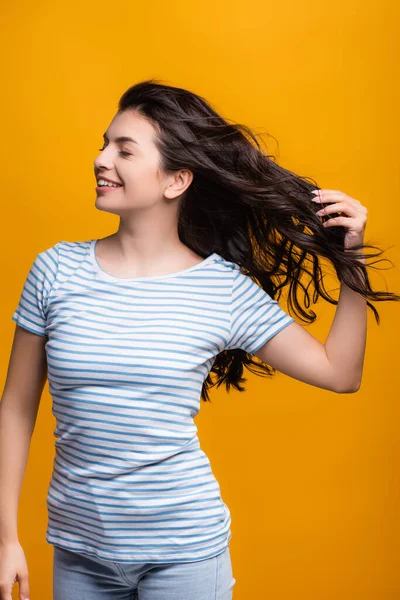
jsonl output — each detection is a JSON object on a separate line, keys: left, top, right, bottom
{"left": 0, "top": 324, "right": 48, "bottom": 544}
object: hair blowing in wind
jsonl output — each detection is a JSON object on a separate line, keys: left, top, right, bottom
{"left": 116, "top": 78, "right": 400, "bottom": 402}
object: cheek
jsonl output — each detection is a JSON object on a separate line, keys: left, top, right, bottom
{"left": 129, "top": 166, "right": 163, "bottom": 189}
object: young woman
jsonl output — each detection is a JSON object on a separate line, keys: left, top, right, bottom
{"left": 1, "top": 79, "right": 398, "bottom": 600}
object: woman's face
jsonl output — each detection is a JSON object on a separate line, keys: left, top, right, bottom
{"left": 94, "top": 110, "right": 181, "bottom": 215}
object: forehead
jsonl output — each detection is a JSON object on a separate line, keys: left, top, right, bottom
{"left": 105, "top": 111, "right": 157, "bottom": 144}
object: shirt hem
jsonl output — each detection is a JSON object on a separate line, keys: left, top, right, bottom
{"left": 47, "top": 532, "right": 231, "bottom": 564}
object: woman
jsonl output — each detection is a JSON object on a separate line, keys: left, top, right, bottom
{"left": 1, "top": 79, "right": 398, "bottom": 600}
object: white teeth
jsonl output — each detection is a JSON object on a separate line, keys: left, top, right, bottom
{"left": 97, "top": 179, "right": 122, "bottom": 187}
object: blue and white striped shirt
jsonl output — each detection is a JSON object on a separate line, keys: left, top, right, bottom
{"left": 12, "top": 239, "right": 295, "bottom": 563}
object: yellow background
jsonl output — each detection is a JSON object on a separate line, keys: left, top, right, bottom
{"left": 1, "top": 0, "right": 399, "bottom": 598}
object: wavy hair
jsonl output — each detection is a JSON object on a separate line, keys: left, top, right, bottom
{"left": 116, "top": 78, "right": 400, "bottom": 402}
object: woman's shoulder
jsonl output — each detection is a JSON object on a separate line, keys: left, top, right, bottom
{"left": 33, "top": 240, "right": 92, "bottom": 271}
{"left": 215, "top": 255, "right": 253, "bottom": 285}
{"left": 55, "top": 239, "right": 92, "bottom": 251}
{"left": 214, "top": 253, "right": 242, "bottom": 272}
{"left": 35, "top": 239, "right": 91, "bottom": 255}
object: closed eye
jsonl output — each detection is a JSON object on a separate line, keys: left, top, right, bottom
{"left": 98, "top": 145, "right": 131, "bottom": 157}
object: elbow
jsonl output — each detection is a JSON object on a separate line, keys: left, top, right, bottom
{"left": 334, "top": 379, "right": 361, "bottom": 394}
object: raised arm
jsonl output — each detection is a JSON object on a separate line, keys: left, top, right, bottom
{"left": 253, "top": 280, "right": 366, "bottom": 393}
{"left": 254, "top": 189, "right": 368, "bottom": 394}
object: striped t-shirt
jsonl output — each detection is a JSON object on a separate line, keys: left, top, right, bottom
{"left": 11, "top": 239, "right": 295, "bottom": 564}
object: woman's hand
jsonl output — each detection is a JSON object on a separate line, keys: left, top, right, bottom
{"left": 0, "top": 540, "right": 30, "bottom": 600}
{"left": 312, "top": 189, "right": 368, "bottom": 250}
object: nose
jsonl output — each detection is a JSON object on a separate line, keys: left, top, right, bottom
{"left": 94, "top": 162, "right": 112, "bottom": 177}
{"left": 94, "top": 148, "right": 114, "bottom": 171}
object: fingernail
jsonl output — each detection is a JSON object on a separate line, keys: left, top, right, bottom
{"left": 311, "top": 190, "right": 320, "bottom": 194}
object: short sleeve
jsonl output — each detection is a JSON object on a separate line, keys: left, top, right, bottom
{"left": 225, "top": 268, "right": 295, "bottom": 354}
{"left": 12, "top": 244, "right": 59, "bottom": 337}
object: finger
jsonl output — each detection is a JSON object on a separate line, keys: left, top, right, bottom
{"left": 312, "top": 189, "right": 349, "bottom": 196}
{"left": 312, "top": 193, "right": 350, "bottom": 204}
{"left": 315, "top": 188, "right": 346, "bottom": 193}
{"left": 312, "top": 191, "right": 366, "bottom": 213}
{"left": 322, "top": 216, "right": 353, "bottom": 227}
{"left": 316, "top": 202, "right": 358, "bottom": 217}
{"left": 17, "top": 574, "right": 30, "bottom": 600}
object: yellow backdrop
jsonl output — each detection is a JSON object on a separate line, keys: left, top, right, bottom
{"left": 1, "top": 0, "right": 399, "bottom": 598}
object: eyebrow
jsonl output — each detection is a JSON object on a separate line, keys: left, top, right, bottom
{"left": 102, "top": 132, "right": 139, "bottom": 145}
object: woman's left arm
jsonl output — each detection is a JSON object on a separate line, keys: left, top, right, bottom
{"left": 314, "top": 189, "right": 367, "bottom": 391}
{"left": 254, "top": 189, "right": 368, "bottom": 393}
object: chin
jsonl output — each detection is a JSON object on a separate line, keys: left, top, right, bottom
{"left": 94, "top": 201, "right": 123, "bottom": 216}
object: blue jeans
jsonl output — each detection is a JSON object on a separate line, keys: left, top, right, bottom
{"left": 53, "top": 545, "right": 236, "bottom": 599}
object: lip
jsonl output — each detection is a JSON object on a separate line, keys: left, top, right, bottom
{"left": 96, "top": 185, "right": 123, "bottom": 193}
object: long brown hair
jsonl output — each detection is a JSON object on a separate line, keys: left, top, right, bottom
{"left": 116, "top": 78, "right": 400, "bottom": 402}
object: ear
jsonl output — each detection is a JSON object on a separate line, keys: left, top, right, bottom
{"left": 164, "top": 169, "right": 193, "bottom": 199}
